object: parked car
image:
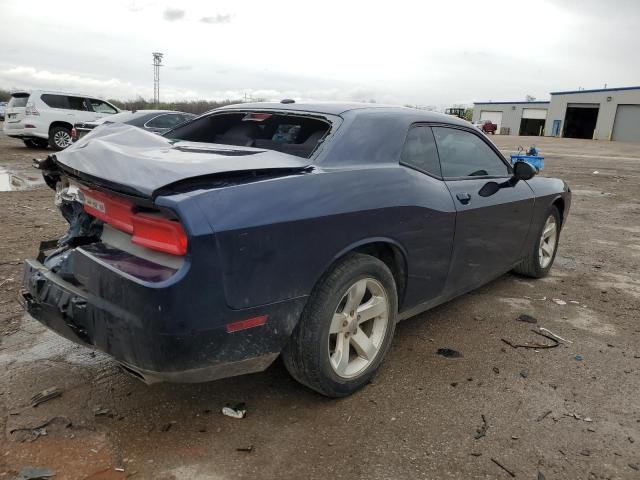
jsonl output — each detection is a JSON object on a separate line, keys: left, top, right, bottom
{"left": 24, "top": 102, "right": 571, "bottom": 397}
{"left": 72, "top": 110, "right": 196, "bottom": 141}
{"left": 3, "top": 90, "right": 120, "bottom": 150}
{"left": 0, "top": 101, "right": 7, "bottom": 121}
{"left": 474, "top": 119, "right": 498, "bottom": 134}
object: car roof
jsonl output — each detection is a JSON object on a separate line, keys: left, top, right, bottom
{"left": 216, "top": 101, "right": 470, "bottom": 126}
{"left": 10, "top": 89, "right": 108, "bottom": 99}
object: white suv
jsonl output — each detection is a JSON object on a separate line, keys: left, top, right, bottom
{"left": 3, "top": 90, "right": 120, "bottom": 150}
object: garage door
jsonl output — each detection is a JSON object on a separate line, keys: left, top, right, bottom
{"left": 612, "top": 105, "right": 640, "bottom": 143}
{"left": 522, "top": 108, "right": 547, "bottom": 120}
{"left": 480, "top": 111, "right": 502, "bottom": 133}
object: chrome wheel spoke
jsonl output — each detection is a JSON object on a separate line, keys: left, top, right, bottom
{"left": 543, "top": 222, "right": 556, "bottom": 239}
{"left": 357, "top": 295, "right": 386, "bottom": 323}
{"left": 330, "top": 332, "right": 350, "bottom": 375}
{"left": 329, "top": 312, "right": 347, "bottom": 334}
{"left": 538, "top": 215, "right": 558, "bottom": 268}
{"left": 541, "top": 241, "right": 553, "bottom": 257}
{"left": 350, "top": 328, "right": 376, "bottom": 360}
{"left": 343, "top": 280, "right": 367, "bottom": 315}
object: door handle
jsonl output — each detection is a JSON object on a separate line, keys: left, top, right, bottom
{"left": 456, "top": 192, "right": 471, "bottom": 205}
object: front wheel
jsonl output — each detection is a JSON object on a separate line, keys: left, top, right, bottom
{"left": 513, "top": 206, "right": 561, "bottom": 278}
{"left": 282, "top": 253, "right": 398, "bottom": 397}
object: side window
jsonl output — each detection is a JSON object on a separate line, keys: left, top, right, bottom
{"left": 88, "top": 99, "right": 117, "bottom": 114}
{"left": 400, "top": 126, "right": 441, "bottom": 177}
{"left": 66, "top": 96, "right": 88, "bottom": 111}
{"left": 432, "top": 127, "right": 509, "bottom": 178}
{"left": 146, "top": 114, "right": 185, "bottom": 129}
{"left": 40, "top": 94, "right": 69, "bottom": 109}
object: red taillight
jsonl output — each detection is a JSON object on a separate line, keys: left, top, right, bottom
{"left": 131, "top": 213, "right": 188, "bottom": 256}
{"left": 81, "top": 187, "right": 187, "bottom": 256}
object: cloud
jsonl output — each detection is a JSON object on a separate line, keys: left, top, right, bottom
{"left": 163, "top": 8, "right": 185, "bottom": 21}
{"left": 200, "top": 14, "right": 231, "bottom": 24}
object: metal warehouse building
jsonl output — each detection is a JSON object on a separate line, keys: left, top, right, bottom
{"left": 473, "top": 86, "right": 640, "bottom": 142}
{"left": 472, "top": 101, "right": 550, "bottom": 136}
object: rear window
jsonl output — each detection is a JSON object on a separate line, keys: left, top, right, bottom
{"left": 8, "top": 94, "right": 29, "bottom": 108}
{"left": 166, "top": 111, "right": 331, "bottom": 159}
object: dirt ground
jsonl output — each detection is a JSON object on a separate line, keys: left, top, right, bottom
{"left": 0, "top": 130, "right": 639, "bottom": 480}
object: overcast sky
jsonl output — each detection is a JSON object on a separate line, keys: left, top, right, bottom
{"left": 1, "top": 0, "right": 638, "bottom": 107}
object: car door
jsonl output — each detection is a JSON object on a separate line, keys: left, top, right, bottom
{"left": 398, "top": 125, "right": 456, "bottom": 305}
{"left": 433, "top": 126, "right": 535, "bottom": 295}
{"left": 87, "top": 98, "right": 118, "bottom": 120}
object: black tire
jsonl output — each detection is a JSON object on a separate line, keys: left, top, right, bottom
{"left": 513, "top": 205, "right": 561, "bottom": 278}
{"left": 49, "top": 126, "right": 72, "bottom": 151}
{"left": 24, "top": 138, "right": 48, "bottom": 149}
{"left": 282, "top": 253, "right": 398, "bottom": 397}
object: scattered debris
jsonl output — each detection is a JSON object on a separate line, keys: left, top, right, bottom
{"left": 552, "top": 298, "right": 567, "bottom": 305}
{"left": 93, "top": 406, "right": 113, "bottom": 417}
{"left": 437, "top": 348, "right": 463, "bottom": 358}
{"left": 575, "top": 355, "right": 584, "bottom": 361}
{"left": 629, "top": 436, "right": 635, "bottom": 444}
{"left": 536, "top": 410, "right": 552, "bottom": 422}
{"left": 580, "top": 449, "right": 591, "bottom": 456}
{"left": 450, "top": 382, "right": 458, "bottom": 387}
{"left": 569, "top": 300, "right": 580, "bottom": 304}
{"left": 160, "top": 421, "right": 176, "bottom": 432}
{"left": 629, "top": 463, "right": 639, "bottom": 471}
{"left": 584, "top": 417, "right": 593, "bottom": 422}
{"left": 493, "top": 367, "right": 500, "bottom": 374}
{"left": 16, "top": 467, "right": 56, "bottom": 480}
{"left": 30, "top": 387, "right": 62, "bottom": 407}
{"left": 115, "top": 467, "right": 125, "bottom": 472}
{"left": 0, "top": 277, "right": 14, "bottom": 288}
{"left": 490, "top": 458, "right": 516, "bottom": 478}
{"left": 236, "top": 445, "right": 254, "bottom": 453}
{"left": 502, "top": 330, "right": 560, "bottom": 350}
{"left": 470, "top": 452, "right": 482, "bottom": 457}
{"left": 539, "top": 327, "right": 573, "bottom": 344}
{"left": 592, "top": 170, "right": 599, "bottom": 174}
{"left": 474, "top": 415, "right": 489, "bottom": 440}
{"left": 511, "top": 435, "right": 519, "bottom": 440}
{"left": 517, "top": 314, "right": 537, "bottom": 324}
{"left": 519, "top": 369, "right": 529, "bottom": 378}
{"left": 10, "top": 416, "right": 72, "bottom": 442}
{"left": 222, "top": 403, "right": 247, "bottom": 419}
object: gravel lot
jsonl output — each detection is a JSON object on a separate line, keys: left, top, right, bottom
{"left": 1, "top": 131, "right": 639, "bottom": 480}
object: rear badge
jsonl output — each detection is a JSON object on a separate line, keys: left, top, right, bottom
{"left": 84, "top": 195, "right": 106, "bottom": 214}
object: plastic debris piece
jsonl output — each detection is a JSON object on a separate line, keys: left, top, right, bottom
{"left": 552, "top": 298, "right": 567, "bottom": 305}
{"left": 493, "top": 367, "right": 500, "bottom": 374}
{"left": 584, "top": 417, "right": 593, "bottom": 422}
{"left": 569, "top": 300, "right": 580, "bottom": 304}
{"left": 539, "top": 327, "right": 573, "bottom": 344}
{"left": 93, "top": 406, "right": 112, "bottom": 417}
{"left": 502, "top": 329, "right": 560, "bottom": 349}
{"left": 474, "top": 415, "right": 489, "bottom": 439}
{"left": 517, "top": 314, "right": 537, "bottom": 324}
{"left": 222, "top": 403, "right": 247, "bottom": 419}
{"left": 575, "top": 355, "right": 583, "bottom": 361}
{"left": 30, "top": 387, "right": 62, "bottom": 407}
{"left": 593, "top": 170, "right": 599, "bottom": 174}
{"left": 520, "top": 369, "right": 529, "bottom": 378}
{"left": 16, "top": 467, "right": 56, "bottom": 480}
{"left": 10, "top": 416, "right": 71, "bottom": 442}
{"left": 437, "top": 348, "right": 462, "bottom": 358}
{"left": 236, "top": 445, "right": 254, "bottom": 453}
{"left": 115, "top": 467, "right": 125, "bottom": 472}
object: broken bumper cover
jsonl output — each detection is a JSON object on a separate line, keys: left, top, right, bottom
{"left": 22, "top": 258, "right": 306, "bottom": 384}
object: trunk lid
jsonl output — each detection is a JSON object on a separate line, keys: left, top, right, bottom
{"left": 4, "top": 92, "right": 30, "bottom": 129}
{"left": 54, "top": 123, "right": 312, "bottom": 198}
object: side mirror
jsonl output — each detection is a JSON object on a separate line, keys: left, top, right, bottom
{"left": 513, "top": 161, "right": 537, "bottom": 181}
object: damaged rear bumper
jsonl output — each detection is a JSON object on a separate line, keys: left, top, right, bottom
{"left": 22, "top": 252, "right": 306, "bottom": 384}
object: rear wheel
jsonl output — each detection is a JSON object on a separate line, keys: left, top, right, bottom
{"left": 513, "top": 206, "right": 561, "bottom": 278}
{"left": 49, "top": 126, "right": 72, "bottom": 150}
{"left": 23, "top": 138, "right": 48, "bottom": 149}
{"left": 282, "top": 253, "right": 397, "bottom": 397}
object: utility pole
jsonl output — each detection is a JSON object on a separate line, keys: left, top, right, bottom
{"left": 152, "top": 52, "right": 164, "bottom": 106}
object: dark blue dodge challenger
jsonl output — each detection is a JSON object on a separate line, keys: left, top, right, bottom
{"left": 23, "top": 102, "right": 571, "bottom": 397}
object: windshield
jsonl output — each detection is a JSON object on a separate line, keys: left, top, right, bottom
{"left": 167, "top": 111, "right": 331, "bottom": 159}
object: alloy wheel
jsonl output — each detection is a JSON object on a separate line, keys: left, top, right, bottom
{"left": 328, "top": 278, "right": 389, "bottom": 378}
{"left": 54, "top": 131, "right": 72, "bottom": 149}
{"left": 538, "top": 215, "right": 558, "bottom": 269}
